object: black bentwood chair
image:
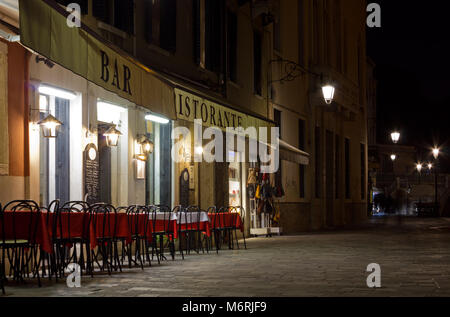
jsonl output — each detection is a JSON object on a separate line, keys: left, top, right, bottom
{"left": 149, "top": 205, "right": 177, "bottom": 263}
{"left": 55, "top": 201, "right": 92, "bottom": 278}
{"left": 212, "top": 206, "right": 245, "bottom": 251}
{"left": 177, "top": 206, "right": 208, "bottom": 258}
{"left": 0, "top": 200, "right": 42, "bottom": 293}
{"left": 90, "top": 203, "right": 121, "bottom": 276}
{"left": 206, "top": 206, "right": 221, "bottom": 254}
{"left": 121, "top": 205, "right": 148, "bottom": 269}
{"left": 228, "top": 206, "right": 247, "bottom": 250}
{"left": 40, "top": 199, "right": 60, "bottom": 281}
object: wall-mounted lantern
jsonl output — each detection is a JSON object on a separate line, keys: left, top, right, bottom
{"left": 134, "top": 136, "right": 154, "bottom": 161}
{"left": 38, "top": 114, "right": 63, "bottom": 138}
{"left": 104, "top": 125, "right": 122, "bottom": 147}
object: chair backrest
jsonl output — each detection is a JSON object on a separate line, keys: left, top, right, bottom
{"left": 56, "top": 201, "right": 91, "bottom": 240}
{"left": 179, "top": 205, "right": 202, "bottom": 231}
{"left": 1, "top": 200, "right": 41, "bottom": 245}
{"left": 90, "top": 203, "right": 118, "bottom": 239}
{"left": 150, "top": 205, "right": 174, "bottom": 234}
{"left": 214, "top": 206, "right": 229, "bottom": 229}
{"left": 229, "top": 206, "right": 245, "bottom": 228}
{"left": 127, "top": 205, "right": 150, "bottom": 238}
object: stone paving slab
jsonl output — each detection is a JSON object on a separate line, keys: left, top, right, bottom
{"left": 3, "top": 217, "right": 450, "bottom": 297}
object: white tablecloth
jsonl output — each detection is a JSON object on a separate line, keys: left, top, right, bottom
{"left": 149, "top": 211, "right": 209, "bottom": 224}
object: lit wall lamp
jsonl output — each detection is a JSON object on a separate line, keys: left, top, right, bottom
{"left": 104, "top": 125, "right": 122, "bottom": 147}
{"left": 322, "top": 85, "right": 336, "bottom": 105}
{"left": 141, "top": 138, "right": 154, "bottom": 155}
{"left": 269, "top": 58, "right": 336, "bottom": 105}
{"left": 134, "top": 136, "right": 154, "bottom": 161}
{"left": 38, "top": 114, "right": 63, "bottom": 138}
{"left": 390, "top": 154, "right": 397, "bottom": 161}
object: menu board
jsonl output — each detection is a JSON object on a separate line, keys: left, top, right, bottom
{"left": 84, "top": 143, "right": 100, "bottom": 204}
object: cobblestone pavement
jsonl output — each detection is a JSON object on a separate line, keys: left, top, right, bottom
{"left": 3, "top": 216, "right": 450, "bottom": 297}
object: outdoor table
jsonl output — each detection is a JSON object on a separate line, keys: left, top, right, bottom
{"left": 46, "top": 212, "right": 154, "bottom": 250}
{"left": 1, "top": 211, "right": 53, "bottom": 253}
{"left": 176, "top": 211, "right": 211, "bottom": 237}
{"left": 149, "top": 212, "right": 178, "bottom": 235}
{"left": 209, "top": 212, "right": 244, "bottom": 232}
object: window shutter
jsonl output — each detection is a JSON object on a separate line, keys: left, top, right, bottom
{"left": 160, "top": 0, "right": 177, "bottom": 52}
{"left": 193, "top": 0, "right": 201, "bottom": 64}
{"left": 227, "top": 10, "right": 237, "bottom": 82}
{"left": 56, "top": 0, "right": 88, "bottom": 14}
{"left": 114, "top": 0, "right": 134, "bottom": 34}
{"left": 145, "top": 0, "right": 153, "bottom": 43}
{"left": 93, "top": 0, "right": 110, "bottom": 24}
{"left": 205, "top": 0, "right": 223, "bottom": 73}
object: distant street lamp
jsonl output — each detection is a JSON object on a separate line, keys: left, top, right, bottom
{"left": 416, "top": 163, "right": 423, "bottom": 184}
{"left": 391, "top": 132, "right": 400, "bottom": 144}
{"left": 390, "top": 154, "right": 397, "bottom": 161}
{"left": 416, "top": 163, "right": 423, "bottom": 173}
{"left": 432, "top": 147, "right": 440, "bottom": 216}
{"left": 433, "top": 148, "right": 440, "bottom": 160}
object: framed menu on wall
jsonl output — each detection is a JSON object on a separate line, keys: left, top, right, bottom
{"left": 84, "top": 143, "right": 100, "bottom": 204}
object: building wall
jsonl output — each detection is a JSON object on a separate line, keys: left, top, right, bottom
{"left": 272, "top": 0, "right": 368, "bottom": 233}
{"left": 0, "top": 0, "right": 369, "bottom": 233}
{"left": 0, "top": 40, "right": 30, "bottom": 204}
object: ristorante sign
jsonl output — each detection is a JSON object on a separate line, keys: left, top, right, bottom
{"left": 18, "top": 0, "right": 175, "bottom": 120}
{"left": 175, "top": 88, "right": 272, "bottom": 132}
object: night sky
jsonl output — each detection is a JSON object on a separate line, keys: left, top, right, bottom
{"left": 367, "top": 1, "right": 450, "bottom": 172}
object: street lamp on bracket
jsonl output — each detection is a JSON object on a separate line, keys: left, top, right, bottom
{"left": 268, "top": 58, "right": 336, "bottom": 105}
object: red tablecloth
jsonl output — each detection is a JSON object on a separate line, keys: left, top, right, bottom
{"left": 1, "top": 211, "right": 215, "bottom": 254}
{"left": 209, "top": 213, "right": 244, "bottom": 232}
{"left": 1, "top": 211, "right": 53, "bottom": 253}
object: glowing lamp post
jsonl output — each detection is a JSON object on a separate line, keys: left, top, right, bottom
{"left": 432, "top": 147, "right": 440, "bottom": 216}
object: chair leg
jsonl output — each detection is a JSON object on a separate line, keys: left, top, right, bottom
{"left": 234, "top": 229, "right": 240, "bottom": 250}
{"left": 1, "top": 248, "right": 5, "bottom": 295}
{"left": 179, "top": 234, "right": 185, "bottom": 260}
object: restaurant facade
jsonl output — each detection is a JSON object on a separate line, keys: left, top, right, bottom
{"left": 0, "top": 0, "right": 369, "bottom": 235}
